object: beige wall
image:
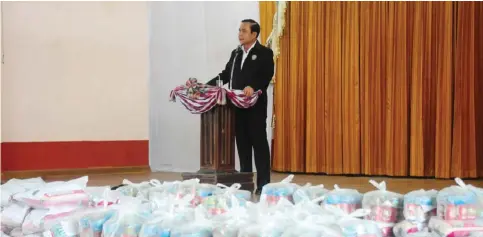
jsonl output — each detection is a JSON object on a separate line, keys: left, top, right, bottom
{"left": 1, "top": 2, "right": 149, "bottom": 142}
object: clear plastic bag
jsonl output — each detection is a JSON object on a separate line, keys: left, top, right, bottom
{"left": 260, "top": 175, "right": 299, "bottom": 206}
{"left": 212, "top": 196, "right": 250, "bottom": 237}
{"left": 169, "top": 206, "right": 213, "bottom": 237}
{"left": 436, "top": 178, "right": 483, "bottom": 221}
{"left": 330, "top": 208, "right": 384, "bottom": 237}
{"left": 101, "top": 197, "right": 153, "bottom": 237}
{"left": 202, "top": 183, "right": 251, "bottom": 216}
{"left": 115, "top": 179, "right": 153, "bottom": 199}
{"left": 428, "top": 216, "right": 483, "bottom": 237}
{"left": 22, "top": 207, "right": 81, "bottom": 235}
{"left": 238, "top": 198, "right": 294, "bottom": 237}
{"left": 363, "top": 180, "right": 403, "bottom": 224}
{"left": 292, "top": 183, "right": 329, "bottom": 205}
{"left": 281, "top": 215, "right": 343, "bottom": 237}
{"left": 324, "top": 185, "right": 363, "bottom": 214}
{"left": 404, "top": 189, "right": 437, "bottom": 223}
{"left": 1, "top": 178, "right": 45, "bottom": 207}
{"left": 139, "top": 194, "right": 195, "bottom": 237}
{"left": 393, "top": 221, "right": 427, "bottom": 237}
{"left": 13, "top": 177, "right": 89, "bottom": 209}
{"left": 1, "top": 202, "right": 31, "bottom": 228}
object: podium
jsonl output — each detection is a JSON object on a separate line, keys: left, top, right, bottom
{"left": 181, "top": 104, "right": 255, "bottom": 192}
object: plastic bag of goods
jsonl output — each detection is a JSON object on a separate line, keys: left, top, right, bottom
{"left": 13, "top": 177, "right": 89, "bottom": 209}
{"left": 260, "top": 174, "right": 299, "bottom": 206}
{"left": 163, "top": 179, "right": 218, "bottom": 207}
{"left": 101, "top": 197, "right": 153, "bottom": 237}
{"left": 404, "top": 189, "right": 438, "bottom": 223}
{"left": 324, "top": 205, "right": 383, "bottom": 237}
{"left": 1, "top": 202, "right": 31, "bottom": 228}
{"left": 115, "top": 179, "right": 153, "bottom": 199}
{"left": 168, "top": 205, "right": 213, "bottom": 237}
{"left": 202, "top": 183, "right": 251, "bottom": 216}
{"left": 85, "top": 187, "right": 122, "bottom": 207}
{"left": 211, "top": 196, "right": 250, "bottom": 237}
{"left": 428, "top": 216, "right": 483, "bottom": 237}
{"left": 292, "top": 190, "right": 329, "bottom": 216}
{"left": 139, "top": 194, "right": 195, "bottom": 237}
{"left": 362, "top": 180, "right": 403, "bottom": 235}
{"left": 1, "top": 177, "right": 45, "bottom": 207}
{"left": 1, "top": 230, "right": 12, "bottom": 237}
{"left": 21, "top": 207, "right": 81, "bottom": 235}
{"left": 324, "top": 184, "right": 363, "bottom": 214}
{"left": 238, "top": 199, "right": 295, "bottom": 237}
{"left": 393, "top": 220, "right": 429, "bottom": 237}
{"left": 281, "top": 214, "right": 343, "bottom": 237}
{"left": 292, "top": 183, "right": 329, "bottom": 205}
{"left": 78, "top": 209, "right": 116, "bottom": 237}
{"left": 436, "top": 178, "right": 483, "bottom": 221}
{"left": 9, "top": 227, "right": 43, "bottom": 237}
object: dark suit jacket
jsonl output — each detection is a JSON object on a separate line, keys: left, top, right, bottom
{"left": 207, "top": 41, "right": 274, "bottom": 117}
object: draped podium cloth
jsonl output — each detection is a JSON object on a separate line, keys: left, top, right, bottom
{"left": 170, "top": 78, "right": 262, "bottom": 114}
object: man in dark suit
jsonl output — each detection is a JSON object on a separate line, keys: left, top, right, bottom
{"left": 207, "top": 19, "right": 274, "bottom": 194}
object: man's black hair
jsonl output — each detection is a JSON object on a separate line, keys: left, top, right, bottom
{"left": 241, "top": 19, "right": 261, "bottom": 38}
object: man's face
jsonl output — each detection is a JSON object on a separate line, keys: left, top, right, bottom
{"left": 238, "top": 23, "right": 257, "bottom": 45}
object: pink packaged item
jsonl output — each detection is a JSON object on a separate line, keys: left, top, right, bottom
{"left": 22, "top": 207, "right": 81, "bottom": 235}
{"left": 13, "top": 177, "right": 89, "bottom": 209}
{"left": 428, "top": 217, "right": 483, "bottom": 237}
{"left": 363, "top": 180, "right": 403, "bottom": 225}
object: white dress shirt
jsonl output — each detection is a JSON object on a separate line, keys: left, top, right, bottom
{"left": 241, "top": 42, "right": 256, "bottom": 69}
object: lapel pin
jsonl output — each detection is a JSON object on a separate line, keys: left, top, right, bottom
{"left": 252, "top": 55, "right": 257, "bottom": 60}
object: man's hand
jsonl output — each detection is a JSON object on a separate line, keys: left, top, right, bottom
{"left": 243, "top": 86, "right": 254, "bottom": 96}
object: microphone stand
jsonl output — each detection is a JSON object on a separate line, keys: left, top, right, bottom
{"left": 229, "top": 46, "right": 241, "bottom": 90}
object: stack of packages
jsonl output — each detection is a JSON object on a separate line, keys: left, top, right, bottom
{"left": 1, "top": 177, "right": 45, "bottom": 236}
{"left": 428, "top": 178, "right": 483, "bottom": 237}
{"left": 5, "top": 174, "right": 483, "bottom": 237}
{"left": 393, "top": 189, "right": 437, "bottom": 237}
{"left": 362, "top": 180, "right": 404, "bottom": 237}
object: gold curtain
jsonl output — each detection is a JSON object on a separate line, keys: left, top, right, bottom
{"left": 259, "top": 1, "right": 277, "bottom": 45}
{"left": 272, "top": 1, "right": 483, "bottom": 178}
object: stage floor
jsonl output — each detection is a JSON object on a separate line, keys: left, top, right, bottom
{"left": 35, "top": 171, "right": 483, "bottom": 193}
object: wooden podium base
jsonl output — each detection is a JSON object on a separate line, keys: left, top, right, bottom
{"left": 182, "top": 171, "right": 254, "bottom": 192}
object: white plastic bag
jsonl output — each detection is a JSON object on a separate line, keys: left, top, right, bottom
{"left": 292, "top": 183, "right": 329, "bottom": 204}
{"left": 260, "top": 175, "right": 299, "bottom": 206}
{"left": 115, "top": 179, "right": 153, "bottom": 199}
{"left": 324, "top": 184, "right": 363, "bottom": 214}
{"left": 428, "top": 216, "right": 483, "bottom": 237}
{"left": 436, "top": 178, "right": 482, "bottom": 221}
{"left": 102, "top": 197, "right": 152, "bottom": 237}
{"left": 1, "top": 178, "right": 45, "bottom": 207}
{"left": 238, "top": 199, "right": 294, "bottom": 237}
{"left": 393, "top": 221, "right": 427, "bottom": 237}
{"left": 1, "top": 202, "right": 31, "bottom": 227}
{"left": 14, "top": 177, "right": 89, "bottom": 209}
{"left": 139, "top": 194, "right": 195, "bottom": 237}
{"left": 363, "top": 180, "right": 403, "bottom": 224}
{"left": 281, "top": 215, "right": 343, "bottom": 237}
{"left": 212, "top": 196, "right": 250, "bottom": 237}
{"left": 169, "top": 205, "right": 213, "bottom": 237}
{"left": 22, "top": 207, "right": 80, "bottom": 235}
{"left": 404, "top": 189, "right": 438, "bottom": 223}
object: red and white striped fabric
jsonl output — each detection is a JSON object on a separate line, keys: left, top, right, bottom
{"left": 170, "top": 78, "right": 262, "bottom": 114}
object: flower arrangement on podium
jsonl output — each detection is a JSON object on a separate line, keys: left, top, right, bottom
{"left": 170, "top": 78, "right": 262, "bottom": 114}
